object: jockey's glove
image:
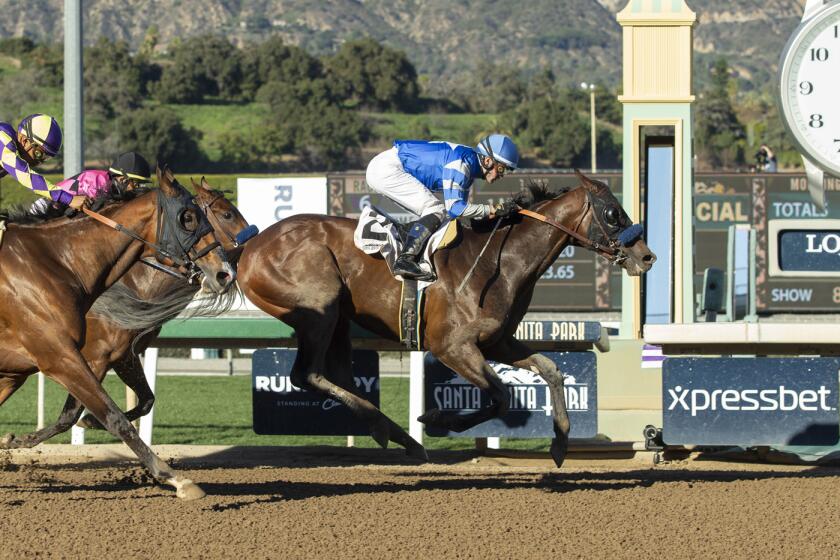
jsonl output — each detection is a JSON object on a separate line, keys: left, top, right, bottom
{"left": 493, "top": 200, "right": 521, "bottom": 218}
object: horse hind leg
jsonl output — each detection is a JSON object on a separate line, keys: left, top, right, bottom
{"left": 1, "top": 394, "right": 85, "bottom": 449}
{"left": 0, "top": 375, "right": 31, "bottom": 448}
{"left": 325, "top": 322, "right": 427, "bottom": 461}
{"left": 419, "top": 343, "right": 509, "bottom": 433}
{"left": 78, "top": 352, "right": 155, "bottom": 429}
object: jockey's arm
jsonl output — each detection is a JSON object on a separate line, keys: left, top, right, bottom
{"left": 0, "top": 129, "right": 73, "bottom": 205}
{"left": 442, "top": 158, "right": 492, "bottom": 220}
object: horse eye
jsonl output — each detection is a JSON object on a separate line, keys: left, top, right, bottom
{"left": 604, "top": 207, "right": 620, "bottom": 226}
{"left": 223, "top": 211, "right": 233, "bottom": 220}
{"left": 180, "top": 211, "right": 197, "bottom": 232}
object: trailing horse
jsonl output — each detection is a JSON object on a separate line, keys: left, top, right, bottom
{"left": 0, "top": 167, "right": 234, "bottom": 499}
{"left": 237, "top": 171, "right": 655, "bottom": 465}
{"left": 0, "top": 177, "right": 252, "bottom": 447}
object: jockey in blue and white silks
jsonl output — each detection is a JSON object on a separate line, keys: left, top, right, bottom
{"left": 366, "top": 134, "right": 520, "bottom": 280}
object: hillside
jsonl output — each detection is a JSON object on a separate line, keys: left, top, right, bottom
{"left": 0, "top": 0, "right": 806, "bottom": 94}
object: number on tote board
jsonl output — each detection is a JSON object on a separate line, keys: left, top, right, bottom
{"left": 541, "top": 264, "right": 575, "bottom": 280}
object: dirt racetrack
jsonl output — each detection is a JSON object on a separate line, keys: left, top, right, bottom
{"left": 1, "top": 445, "right": 838, "bottom": 559}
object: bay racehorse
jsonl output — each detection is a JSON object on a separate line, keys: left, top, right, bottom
{"left": 0, "top": 167, "right": 234, "bottom": 499}
{"left": 237, "top": 171, "right": 655, "bottom": 465}
{"left": 0, "top": 177, "right": 253, "bottom": 447}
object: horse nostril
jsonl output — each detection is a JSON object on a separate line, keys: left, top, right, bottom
{"left": 644, "top": 253, "right": 656, "bottom": 264}
{"left": 216, "top": 271, "right": 232, "bottom": 286}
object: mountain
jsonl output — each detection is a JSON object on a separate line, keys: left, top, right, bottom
{"left": 0, "top": 0, "right": 807, "bottom": 94}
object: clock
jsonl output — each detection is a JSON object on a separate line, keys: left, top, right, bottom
{"left": 778, "top": 0, "right": 840, "bottom": 209}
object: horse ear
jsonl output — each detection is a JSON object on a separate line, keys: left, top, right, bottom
{"left": 200, "top": 176, "right": 211, "bottom": 191}
{"left": 159, "top": 165, "right": 178, "bottom": 197}
{"left": 575, "top": 169, "right": 599, "bottom": 193}
{"left": 190, "top": 177, "right": 200, "bottom": 190}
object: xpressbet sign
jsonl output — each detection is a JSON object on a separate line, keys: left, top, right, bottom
{"left": 663, "top": 357, "right": 840, "bottom": 445}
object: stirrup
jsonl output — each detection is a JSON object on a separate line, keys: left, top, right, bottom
{"left": 393, "top": 257, "right": 436, "bottom": 282}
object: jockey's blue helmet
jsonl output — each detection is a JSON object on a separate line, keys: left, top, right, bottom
{"left": 476, "top": 134, "right": 519, "bottom": 170}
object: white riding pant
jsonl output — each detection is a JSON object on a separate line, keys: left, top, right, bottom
{"left": 365, "top": 147, "right": 446, "bottom": 219}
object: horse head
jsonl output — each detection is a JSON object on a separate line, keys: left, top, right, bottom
{"left": 519, "top": 171, "right": 656, "bottom": 277}
{"left": 571, "top": 170, "right": 656, "bottom": 276}
{"left": 191, "top": 177, "right": 257, "bottom": 263}
{"left": 155, "top": 165, "right": 236, "bottom": 293}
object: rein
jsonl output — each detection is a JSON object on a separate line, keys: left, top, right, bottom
{"left": 517, "top": 207, "right": 624, "bottom": 264}
{"left": 81, "top": 201, "right": 209, "bottom": 283}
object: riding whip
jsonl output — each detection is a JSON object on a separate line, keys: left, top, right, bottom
{"left": 456, "top": 217, "right": 502, "bottom": 294}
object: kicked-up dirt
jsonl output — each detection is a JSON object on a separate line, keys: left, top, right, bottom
{"left": 0, "top": 445, "right": 838, "bottom": 559}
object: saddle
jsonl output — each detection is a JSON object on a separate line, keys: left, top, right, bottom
{"left": 354, "top": 206, "right": 458, "bottom": 349}
{"left": 353, "top": 206, "right": 458, "bottom": 288}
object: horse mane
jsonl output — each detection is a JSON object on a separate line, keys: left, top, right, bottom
{"left": 509, "top": 181, "right": 572, "bottom": 210}
{"left": 0, "top": 186, "right": 153, "bottom": 225}
{"left": 458, "top": 181, "right": 572, "bottom": 231}
{"left": 89, "top": 278, "right": 239, "bottom": 332}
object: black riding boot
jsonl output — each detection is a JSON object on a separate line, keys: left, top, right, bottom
{"left": 393, "top": 214, "right": 440, "bottom": 280}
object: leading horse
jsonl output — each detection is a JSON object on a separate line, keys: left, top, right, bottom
{"left": 237, "top": 171, "right": 655, "bottom": 465}
{"left": 0, "top": 167, "right": 234, "bottom": 499}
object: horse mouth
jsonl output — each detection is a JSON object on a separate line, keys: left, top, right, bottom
{"left": 621, "top": 249, "right": 656, "bottom": 276}
{"left": 200, "top": 265, "right": 236, "bottom": 294}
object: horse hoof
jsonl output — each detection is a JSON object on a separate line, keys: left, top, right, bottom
{"left": 417, "top": 409, "right": 441, "bottom": 426}
{"left": 175, "top": 479, "right": 206, "bottom": 500}
{"left": 406, "top": 443, "right": 429, "bottom": 463}
{"left": 0, "top": 433, "right": 15, "bottom": 449}
{"left": 369, "top": 421, "right": 390, "bottom": 449}
{"left": 550, "top": 438, "right": 567, "bottom": 468}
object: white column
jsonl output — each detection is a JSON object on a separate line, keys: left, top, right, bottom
{"left": 408, "top": 351, "right": 425, "bottom": 444}
{"left": 36, "top": 372, "right": 45, "bottom": 430}
{"left": 487, "top": 437, "right": 500, "bottom": 449}
{"left": 139, "top": 347, "right": 159, "bottom": 445}
{"left": 71, "top": 425, "right": 85, "bottom": 445}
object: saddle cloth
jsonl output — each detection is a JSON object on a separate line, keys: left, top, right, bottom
{"left": 353, "top": 206, "right": 458, "bottom": 289}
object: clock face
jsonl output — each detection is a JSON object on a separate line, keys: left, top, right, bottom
{"left": 779, "top": 2, "right": 840, "bottom": 176}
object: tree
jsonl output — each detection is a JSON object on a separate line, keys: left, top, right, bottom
{"left": 240, "top": 37, "right": 322, "bottom": 100}
{"left": 153, "top": 36, "right": 243, "bottom": 103}
{"left": 116, "top": 107, "right": 206, "bottom": 170}
{"left": 28, "top": 44, "right": 63, "bottom": 88}
{"left": 466, "top": 61, "right": 527, "bottom": 113}
{"left": 510, "top": 93, "right": 589, "bottom": 167}
{"left": 325, "top": 38, "right": 420, "bottom": 111}
{"left": 257, "top": 79, "right": 367, "bottom": 169}
{"left": 84, "top": 38, "right": 143, "bottom": 119}
{"left": 695, "top": 58, "right": 746, "bottom": 169}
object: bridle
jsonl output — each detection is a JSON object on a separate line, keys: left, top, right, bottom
{"left": 517, "top": 190, "right": 642, "bottom": 266}
{"left": 81, "top": 189, "right": 221, "bottom": 284}
{"left": 195, "top": 191, "right": 258, "bottom": 248}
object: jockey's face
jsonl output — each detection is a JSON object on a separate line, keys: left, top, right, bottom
{"left": 114, "top": 175, "right": 138, "bottom": 192}
{"left": 17, "top": 132, "right": 49, "bottom": 166}
{"left": 480, "top": 156, "right": 508, "bottom": 184}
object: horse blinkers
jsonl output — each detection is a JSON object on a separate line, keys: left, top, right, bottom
{"left": 153, "top": 188, "right": 218, "bottom": 281}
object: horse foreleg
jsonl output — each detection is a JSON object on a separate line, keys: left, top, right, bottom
{"left": 36, "top": 347, "right": 204, "bottom": 500}
{"left": 419, "top": 343, "right": 509, "bottom": 432}
{"left": 484, "top": 338, "right": 570, "bottom": 467}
